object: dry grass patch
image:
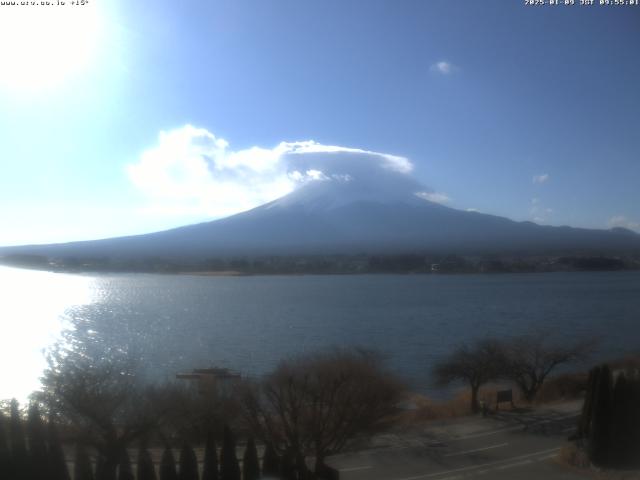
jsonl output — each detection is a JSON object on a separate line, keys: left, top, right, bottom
{"left": 406, "top": 390, "right": 473, "bottom": 422}
{"left": 558, "top": 444, "right": 591, "bottom": 469}
{"left": 400, "top": 386, "right": 522, "bottom": 423}
{"left": 535, "top": 372, "right": 589, "bottom": 404}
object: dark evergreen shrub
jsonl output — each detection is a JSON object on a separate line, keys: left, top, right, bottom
{"left": 611, "top": 373, "right": 632, "bottom": 466}
{"left": 589, "top": 364, "right": 613, "bottom": 466}
{"left": 74, "top": 444, "right": 95, "bottom": 480}
{"left": 242, "top": 438, "right": 259, "bottom": 480}
{"left": 578, "top": 367, "right": 599, "bottom": 438}
{"left": 47, "top": 419, "right": 71, "bottom": 480}
{"left": 10, "top": 399, "right": 29, "bottom": 480}
{"left": 629, "top": 373, "right": 640, "bottom": 468}
{"left": 178, "top": 441, "right": 199, "bottom": 480}
{"left": 95, "top": 452, "right": 119, "bottom": 480}
{"left": 27, "top": 403, "right": 48, "bottom": 480}
{"left": 117, "top": 449, "right": 134, "bottom": 480}
{"left": 95, "top": 454, "right": 107, "bottom": 480}
{"left": 220, "top": 426, "right": 240, "bottom": 480}
{"left": 261, "top": 443, "right": 279, "bottom": 477}
{"left": 0, "top": 411, "right": 13, "bottom": 480}
{"left": 280, "top": 449, "right": 296, "bottom": 480}
{"left": 202, "top": 433, "right": 218, "bottom": 480}
{"left": 160, "top": 447, "right": 178, "bottom": 480}
{"left": 137, "top": 444, "right": 157, "bottom": 480}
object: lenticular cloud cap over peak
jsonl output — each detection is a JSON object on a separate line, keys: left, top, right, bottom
{"left": 127, "top": 125, "right": 423, "bottom": 218}
{"left": 279, "top": 140, "right": 413, "bottom": 174}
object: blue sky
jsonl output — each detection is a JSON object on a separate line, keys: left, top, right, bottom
{"left": 0, "top": 0, "right": 639, "bottom": 246}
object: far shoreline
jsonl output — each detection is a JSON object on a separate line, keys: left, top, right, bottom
{"left": 1, "top": 261, "right": 639, "bottom": 278}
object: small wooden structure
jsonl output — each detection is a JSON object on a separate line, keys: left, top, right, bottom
{"left": 495, "top": 389, "right": 515, "bottom": 410}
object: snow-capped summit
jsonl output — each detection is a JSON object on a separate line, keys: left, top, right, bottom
{"left": 265, "top": 169, "right": 430, "bottom": 213}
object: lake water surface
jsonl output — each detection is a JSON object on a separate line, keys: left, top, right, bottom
{"left": 2, "top": 266, "right": 639, "bottom": 401}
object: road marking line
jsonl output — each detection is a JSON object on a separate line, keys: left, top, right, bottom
{"left": 494, "top": 459, "right": 532, "bottom": 470}
{"left": 391, "top": 447, "right": 561, "bottom": 480}
{"left": 448, "top": 426, "right": 521, "bottom": 441}
{"left": 339, "top": 465, "right": 372, "bottom": 472}
{"left": 430, "top": 454, "right": 558, "bottom": 480}
{"left": 444, "top": 442, "right": 508, "bottom": 457}
{"left": 540, "top": 453, "right": 559, "bottom": 460}
{"left": 443, "top": 461, "right": 533, "bottom": 480}
{"left": 448, "top": 412, "right": 581, "bottom": 441}
{"left": 533, "top": 413, "right": 580, "bottom": 426}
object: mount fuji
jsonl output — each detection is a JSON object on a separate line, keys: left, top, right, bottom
{"left": 1, "top": 169, "right": 639, "bottom": 262}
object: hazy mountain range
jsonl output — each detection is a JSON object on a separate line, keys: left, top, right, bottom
{"left": 1, "top": 173, "right": 639, "bottom": 262}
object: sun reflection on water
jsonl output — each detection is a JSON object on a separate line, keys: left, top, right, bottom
{"left": 0, "top": 266, "right": 95, "bottom": 402}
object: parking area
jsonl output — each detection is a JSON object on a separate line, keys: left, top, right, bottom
{"left": 328, "top": 403, "right": 588, "bottom": 480}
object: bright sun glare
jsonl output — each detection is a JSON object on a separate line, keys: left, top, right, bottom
{"left": 0, "top": 265, "right": 94, "bottom": 402}
{"left": 0, "top": 3, "right": 103, "bottom": 91}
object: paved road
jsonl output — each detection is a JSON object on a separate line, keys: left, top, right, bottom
{"left": 328, "top": 405, "right": 587, "bottom": 480}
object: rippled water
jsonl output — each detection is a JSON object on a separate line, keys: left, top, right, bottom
{"left": 0, "top": 266, "right": 95, "bottom": 400}
{"left": 2, "top": 266, "right": 640, "bottom": 400}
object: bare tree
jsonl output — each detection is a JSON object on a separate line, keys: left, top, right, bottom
{"left": 502, "top": 333, "right": 593, "bottom": 402}
{"left": 433, "top": 339, "right": 506, "bottom": 413}
{"left": 240, "top": 348, "right": 405, "bottom": 478}
{"left": 38, "top": 348, "right": 172, "bottom": 480}
{"left": 152, "top": 381, "right": 241, "bottom": 445}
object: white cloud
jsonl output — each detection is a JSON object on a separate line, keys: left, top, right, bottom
{"left": 127, "top": 125, "right": 416, "bottom": 219}
{"left": 430, "top": 61, "right": 457, "bottom": 75}
{"left": 529, "top": 198, "right": 553, "bottom": 223}
{"left": 127, "top": 126, "right": 287, "bottom": 218}
{"left": 608, "top": 215, "right": 640, "bottom": 232}
{"left": 532, "top": 173, "right": 550, "bottom": 184}
{"left": 415, "top": 191, "right": 451, "bottom": 204}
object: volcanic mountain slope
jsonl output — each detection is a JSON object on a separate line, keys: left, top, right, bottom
{"left": 1, "top": 173, "right": 639, "bottom": 261}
